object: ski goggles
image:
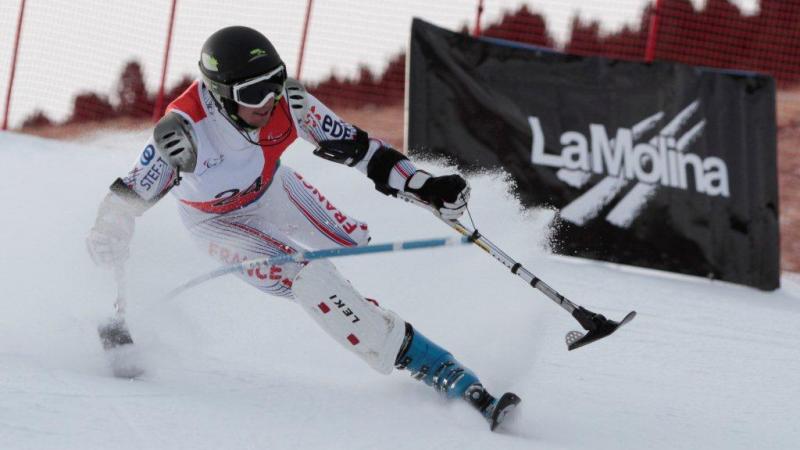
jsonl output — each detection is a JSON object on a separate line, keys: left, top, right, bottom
{"left": 208, "top": 65, "right": 287, "bottom": 108}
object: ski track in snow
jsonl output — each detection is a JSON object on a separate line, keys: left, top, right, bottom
{"left": 1, "top": 129, "right": 799, "bottom": 450}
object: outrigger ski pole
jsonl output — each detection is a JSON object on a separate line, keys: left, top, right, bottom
{"left": 397, "top": 192, "right": 636, "bottom": 351}
{"left": 97, "top": 264, "right": 135, "bottom": 351}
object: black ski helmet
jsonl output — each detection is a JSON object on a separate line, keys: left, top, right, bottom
{"left": 198, "top": 26, "right": 286, "bottom": 126}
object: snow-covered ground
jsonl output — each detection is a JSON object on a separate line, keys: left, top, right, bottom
{"left": 1, "top": 130, "right": 799, "bottom": 450}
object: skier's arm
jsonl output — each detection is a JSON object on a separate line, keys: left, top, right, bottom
{"left": 86, "top": 122, "right": 182, "bottom": 267}
{"left": 296, "top": 89, "right": 470, "bottom": 219}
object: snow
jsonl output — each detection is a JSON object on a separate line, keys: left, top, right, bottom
{"left": 1, "top": 129, "right": 799, "bottom": 449}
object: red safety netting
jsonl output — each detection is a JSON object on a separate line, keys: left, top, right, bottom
{"left": 3, "top": 1, "right": 799, "bottom": 130}
{"left": 2, "top": 0, "right": 799, "bottom": 271}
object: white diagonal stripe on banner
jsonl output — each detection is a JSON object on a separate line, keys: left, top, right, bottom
{"left": 659, "top": 100, "right": 699, "bottom": 136}
{"left": 631, "top": 111, "right": 666, "bottom": 137}
{"left": 606, "top": 119, "right": 706, "bottom": 228}
{"left": 561, "top": 103, "right": 699, "bottom": 226}
{"left": 603, "top": 182, "right": 656, "bottom": 228}
{"left": 676, "top": 120, "right": 705, "bottom": 150}
{"left": 556, "top": 111, "right": 664, "bottom": 189}
{"left": 559, "top": 176, "right": 629, "bottom": 225}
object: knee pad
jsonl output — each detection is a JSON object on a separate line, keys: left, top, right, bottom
{"left": 292, "top": 259, "right": 406, "bottom": 374}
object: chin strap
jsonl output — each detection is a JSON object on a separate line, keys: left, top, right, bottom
{"left": 203, "top": 82, "right": 264, "bottom": 146}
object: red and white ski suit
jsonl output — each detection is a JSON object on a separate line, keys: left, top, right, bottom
{"left": 119, "top": 80, "right": 419, "bottom": 298}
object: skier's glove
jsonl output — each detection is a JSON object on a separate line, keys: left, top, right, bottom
{"left": 314, "top": 126, "right": 369, "bottom": 167}
{"left": 405, "top": 170, "right": 470, "bottom": 220}
{"left": 86, "top": 194, "right": 135, "bottom": 268}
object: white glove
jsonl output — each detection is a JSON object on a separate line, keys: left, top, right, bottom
{"left": 404, "top": 170, "right": 471, "bottom": 220}
{"left": 86, "top": 194, "right": 135, "bottom": 267}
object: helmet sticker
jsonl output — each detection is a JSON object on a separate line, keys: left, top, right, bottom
{"left": 249, "top": 48, "right": 268, "bottom": 61}
{"left": 202, "top": 53, "right": 219, "bottom": 72}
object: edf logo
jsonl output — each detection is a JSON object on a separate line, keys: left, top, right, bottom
{"left": 321, "top": 115, "right": 354, "bottom": 139}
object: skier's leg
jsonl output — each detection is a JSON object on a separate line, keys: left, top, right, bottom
{"left": 178, "top": 165, "right": 370, "bottom": 298}
{"left": 291, "top": 258, "right": 487, "bottom": 388}
{"left": 393, "top": 323, "right": 481, "bottom": 399}
{"left": 182, "top": 166, "right": 518, "bottom": 427}
{"left": 394, "top": 322, "right": 520, "bottom": 429}
{"left": 291, "top": 258, "right": 518, "bottom": 428}
{"left": 278, "top": 166, "right": 519, "bottom": 427}
{"left": 292, "top": 259, "right": 406, "bottom": 374}
{"left": 182, "top": 209, "right": 305, "bottom": 298}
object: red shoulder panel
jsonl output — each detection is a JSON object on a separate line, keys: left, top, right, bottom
{"left": 166, "top": 80, "right": 207, "bottom": 123}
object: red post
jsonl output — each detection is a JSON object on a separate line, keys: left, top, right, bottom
{"left": 152, "top": 0, "right": 179, "bottom": 122}
{"left": 295, "top": 0, "right": 314, "bottom": 80}
{"left": 645, "top": 0, "right": 663, "bottom": 62}
{"left": 2, "top": 0, "right": 27, "bottom": 131}
{"left": 473, "top": 0, "right": 484, "bottom": 36}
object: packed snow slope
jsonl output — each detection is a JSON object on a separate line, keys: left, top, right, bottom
{"left": 1, "top": 130, "right": 799, "bottom": 450}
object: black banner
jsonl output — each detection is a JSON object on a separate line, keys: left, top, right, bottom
{"left": 408, "top": 19, "right": 780, "bottom": 290}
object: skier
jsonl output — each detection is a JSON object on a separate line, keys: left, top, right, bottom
{"left": 86, "top": 26, "right": 520, "bottom": 430}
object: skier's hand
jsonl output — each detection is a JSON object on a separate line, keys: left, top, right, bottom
{"left": 405, "top": 171, "right": 470, "bottom": 220}
{"left": 86, "top": 196, "right": 135, "bottom": 268}
{"left": 313, "top": 126, "right": 369, "bottom": 166}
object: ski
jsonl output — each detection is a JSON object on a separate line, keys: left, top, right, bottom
{"left": 565, "top": 309, "right": 637, "bottom": 351}
{"left": 98, "top": 317, "right": 145, "bottom": 378}
{"left": 98, "top": 318, "right": 134, "bottom": 350}
{"left": 96, "top": 265, "right": 145, "bottom": 378}
{"left": 489, "top": 392, "right": 522, "bottom": 431}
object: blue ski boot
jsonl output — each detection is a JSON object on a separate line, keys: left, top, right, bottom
{"left": 394, "top": 323, "right": 521, "bottom": 431}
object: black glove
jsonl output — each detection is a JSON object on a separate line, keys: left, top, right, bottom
{"left": 405, "top": 171, "right": 470, "bottom": 220}
{"left": 313, "top": 126, "right": 369, "bottom": 167}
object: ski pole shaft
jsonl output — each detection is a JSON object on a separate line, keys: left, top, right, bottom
{"left": 396, "top": 192, "right": 636, "bottom": 349}
{"left": 113, "top": 264, "right": 127, "bottom": 317}
{"left": 442, "top": 219, "right": 578, "bottom": 314}
{"left": 395, "top": 192, "right": 581, "bottom": 314}
{"left": 163, "top": 235, "right": 471, "bottom": 301}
